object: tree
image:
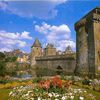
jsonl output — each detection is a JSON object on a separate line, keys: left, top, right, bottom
{"left": 0, "top": 61, "right": 6, "bottom": 76}
{"left": 0, "top": 52, "right": 5, "bottom": 61}
{"left": 0, "top": 52, "right": 6, "bottom": 76}
{"left": 5, "top": 56, "right": 17, "bottom": 62}
{"left": 11, "top": 56, "right": 17, "bottom": 62}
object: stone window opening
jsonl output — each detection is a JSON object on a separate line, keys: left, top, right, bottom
{"left": 56, "top": 66, "right": 63, "bottom": 75}
{"left": 57, "top": 66, "right": 63, "bottom": 70}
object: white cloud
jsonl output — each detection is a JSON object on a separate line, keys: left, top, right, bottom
{"left": 0, "top": 47, "right": 12, "bottom": 52}
{"left": 35, "top": 22, "right": 51, "bottom": 35}
{"left": 0, "top": 0, "right": 67, "bottom": 19}
{"left": 0, "top": 30, "right": 32, "bottom": 52}
{"left": 0, "top": 30, "right": 32, "bottom": 40}
{"left": 0, "top": 1, "right": 7, "bottom": 10}
{"left": 35, "top": 22, "right": 75, "bottom": 51}
{"left": 17, "top": 40, "right": 26, "bottom": 47}
{"left": 21, "top": 31, "right": 32, "bottom": 39}
{"left": 35, "top": 22, "right": 71, "bottom": 40}
{"left": 56, "top": 40, "right": 76, "bottom": 51}
{"left": 0, "top": 30, "right": 19, "bottom": 39}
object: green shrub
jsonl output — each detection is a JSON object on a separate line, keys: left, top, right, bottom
{"left": 82, "top": 78, "right": 90, "bottom": 85}
{"left": 32, "top": 77, "right": 43, "bottom": 83}
{"left": 0, "top": 80, "right": 10, "bottom": 84}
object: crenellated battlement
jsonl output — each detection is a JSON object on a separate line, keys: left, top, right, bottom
{"left": 75, "top": 7, "right": 100, "bottom": 31}
{"left": 36, "top": 53, "right": 75, "bottom": 61}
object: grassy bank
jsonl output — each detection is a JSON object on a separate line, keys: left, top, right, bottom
{"left": 0, "top": 89, "right": 11, "bottom": 100}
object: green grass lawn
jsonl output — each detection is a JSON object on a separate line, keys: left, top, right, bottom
{"left": 87, "top": 89, "right": 100, "bottom": 100}
{"left": 72, "top": 85, "right": 100, "bottom": 100}
{"left": 0, "top": 89, "right": 11, "bottom": 100}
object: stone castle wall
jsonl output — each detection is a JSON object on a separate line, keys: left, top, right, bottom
{"left": 75, "top": 7, "right": 100, "bottom": 77}
{"left": 35, "top": 54, "right": 76, "bottom": 74}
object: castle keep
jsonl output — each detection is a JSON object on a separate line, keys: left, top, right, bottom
{"left": 75, "top": 7, "right": 100, "bottom": 77}
{"left": 31, "top": 38, "right": 76, "bottom": 75}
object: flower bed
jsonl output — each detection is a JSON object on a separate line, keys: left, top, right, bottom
{"left": 9, "top": 76, "right": 96, "bottom": 100}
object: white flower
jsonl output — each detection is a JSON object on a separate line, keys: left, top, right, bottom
{"left": 61, "top": 96, "right": 66, "bottom": 100}
{"left": 48, "top": 93, "right": 52, "bottom": 97}
{"left": 52, "top": 92, "right": 55, "bottom": 96}
{"left": 79, "top": 96, "right": 84, "bottom": 100}
{"left": 9, "top": 91, "right": 13, "bottom": 96}
{"left": 18, "top": 89, "right": 22, "bottom": 92}
{"left": 20, "top": 86, "right": 23, "bottom": 88}
{"left": 79, "top": 90, "right": 82, "bottom": 93}
{"left": 78, "top": 89, "right": 81, "bottom": 91}
{"left": 22, "top": 94, "right": 26, "bottom": 98}
{"left": 65, "top": 96, "right": 68, "bottom": 99}
{"left": 13, "top": 87, "right": 16, "bottom": 89}
{"left": 70, "top": 96, "right": 74, "bottom": 100}
{"left": 28, "top": 90, "right": 33, "bottom": 94}
{"left": 37, "top": 97, "right": 41, "bottom": 100}
{"left": 74, "top": 90, "right": 77, "bottom": 93}
{"left": 69, "top": 93, "right": 72, "bottom": 96}
{"left": 30, "top": 98, "right": 34, "bottom": 100}
{"left": 25, "top": 93, "right": 29, "bottom": 96}
{"left": 55, "top": 99, "right": 59, "bottom": 100}
{"left": 84, "top": 90, "right": 87, "bottom": 93}
{"left": 55, "top": 94, "right": 59, "bottom": 97}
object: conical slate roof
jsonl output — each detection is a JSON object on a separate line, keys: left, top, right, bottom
{"left": 31, "top": 38, "right": 41, "bottom": 48}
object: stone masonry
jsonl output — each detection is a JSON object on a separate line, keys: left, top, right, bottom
{"left": 75, "top": 7, "right": 100, "bottom": 78}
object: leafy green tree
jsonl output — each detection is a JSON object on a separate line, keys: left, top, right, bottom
{"left": 0, "top": 61, "right": 6, "bottom": 76}
{"left": 0, "top": 52, "right": 5, "bottom": 61}
{"left": 5, "top": 56, "right": 17, "bottom": 62}
{"left": 0, "top": 52, "right": 18, "bottom": 77}
{"left": 0, "top": 52, "right": 6, "bottom": 76}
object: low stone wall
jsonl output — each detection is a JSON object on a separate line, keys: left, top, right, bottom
{"left": 34, "top": 55, "right": 76, "bottom": 76}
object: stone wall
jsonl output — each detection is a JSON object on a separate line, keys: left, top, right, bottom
{"left": 35, "top": 54, "right": 76, "bottom": 75}
{"left": 75, "top": 7, "right": 100, "bottom": 78}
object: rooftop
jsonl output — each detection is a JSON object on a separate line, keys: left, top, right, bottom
{"left": 31, "top": 38, "right": 42, "bottom": 48}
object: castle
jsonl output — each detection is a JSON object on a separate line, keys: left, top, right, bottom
{"left": 75, "top": 7, "right": 100, "bottom": 78}
{"left": 31, "top": 38, "right": 76, "bottom": 76}
{"left": 31, "top": 7, "right": 100, "bottom": 77}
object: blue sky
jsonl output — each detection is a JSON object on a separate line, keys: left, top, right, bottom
{"left": 0, "top": 0, "right": 100, "bottom": 53}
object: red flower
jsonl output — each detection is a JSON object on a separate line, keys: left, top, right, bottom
{"left": 38, "top": 80, "right": 50, "bottom": 90}
{"left": 51, "top": 76, "right": 62, "bottom": 88}
{"left": 43, "top": 80, "right": 50, "bottom": 90}
{"left": 38, "top": 80, "right": 44, "bottom": 88}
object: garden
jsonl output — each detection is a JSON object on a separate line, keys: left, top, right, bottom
{"left": 0, "top": 75, "right": 100, "bottom": 100}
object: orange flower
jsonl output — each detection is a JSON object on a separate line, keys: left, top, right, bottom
{"left": 51, "top": 76, "right": 62, "bottom": 88}
{"left": 38, "top": 80, "right": 50, "bottom": 90}
{"left": 38, "top": 80, "right": 44, "bottom": 88}
{"left": 43, "top": 80, "right": 50, "bottom": 90}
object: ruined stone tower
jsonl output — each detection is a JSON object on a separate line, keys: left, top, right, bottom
{"left": 31, "top": 38, "right": 42, "bottom": 66}
{"left": 75, "top": 7, "right": 100, "bottom": 78}
{"left": 44, "top": 43, "right": 56, "bottom": 56}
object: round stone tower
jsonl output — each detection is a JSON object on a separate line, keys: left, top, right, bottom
{"left": 31, "top": 38, "right": 42, "bottom": 66}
